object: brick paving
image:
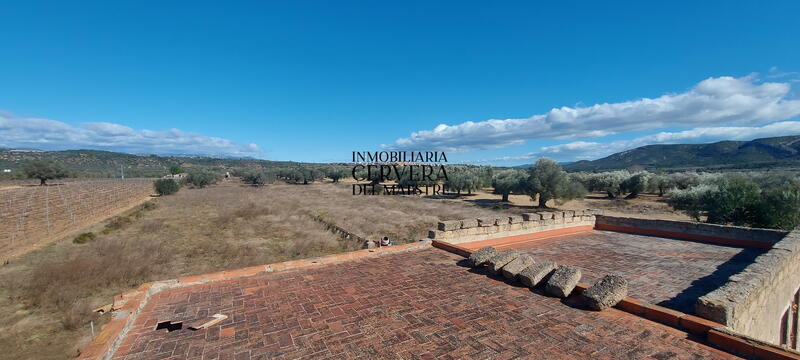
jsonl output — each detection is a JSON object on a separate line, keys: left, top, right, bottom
{"left": 112, "top": 248, "right": 739, "bottom": 359}
{"left": 498, "top": 230, "right": 764, "bottom": 313}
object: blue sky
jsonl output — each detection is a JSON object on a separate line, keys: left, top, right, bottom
{"left": 1, "top": 1, "right": 798, "bottom": 165}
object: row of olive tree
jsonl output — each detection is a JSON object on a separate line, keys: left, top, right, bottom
{"left": 667, "top": 175, "right": 800, "bottom": 230}
{"left": 569, "top": 170, "right": 722, "bottom": 199}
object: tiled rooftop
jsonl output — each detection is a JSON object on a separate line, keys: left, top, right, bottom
{"left": 463, "top": 230, "right": 764, "bottom": 314}
{"left": 112, "top": 247, "right": 739, "bottom": 360}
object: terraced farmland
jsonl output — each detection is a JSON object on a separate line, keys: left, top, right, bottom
{"left": 0, "top": 179, "right": 154, "bottom": 259}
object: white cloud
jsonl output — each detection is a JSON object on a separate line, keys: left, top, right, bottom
{"left": 0, "top": 112, "right": 262, "bottom": 157}
{"left": 385, "top": 76, "right": 800, "bottom": 152}
{"left": 538, "top": 121, "right": 800, "bottom": 161}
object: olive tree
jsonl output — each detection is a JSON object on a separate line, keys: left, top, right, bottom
{"left": 24, "top": 160, "right": 67, "bottom": 186}
{"left": 492, "top": 169, "right": 526, "bottom": 202}
{"left": 525, "top": 158, "right": 585, "bottom": 208}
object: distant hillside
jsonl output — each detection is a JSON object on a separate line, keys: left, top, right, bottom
{"left": 0, "top": 149, "right": 301, "bottom": 178}
{"left": 562, "top": 135, "right": 800, "bottom": 172}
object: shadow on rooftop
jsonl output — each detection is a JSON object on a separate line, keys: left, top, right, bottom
{"left": 656, "top": 247, "right": 764, "bottom": 313}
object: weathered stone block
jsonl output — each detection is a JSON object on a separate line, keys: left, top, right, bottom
{"left": 486, "top": 250, "right": 521, "bottom": 273}
{"left": 508, "top": 215, "right": 523, "bottom": 224}
{"left": 501, "top": 254, "right": 535, "bottom": 279}
{"left": 545, "top": 265, "right": 582, "bottom": 297}
{"left": 438, "top": 220, "right": 461, "bottom": 231}
{"left": 522, "top": 213, "right": 542, "bottom": 221}
{"left": 519, "top": 259, "right": 557, "bottom": 288}
{"left": 460, "top": 218, "right": 479, "bottom": 229}
{"left": 477, "top": 217, "right": 496, "bottom": 227}
{"left": 468, "top": 246, "right": 497, "bottom": 267}
{"left": 538, "top": 212, "right": 554, "bottom": 220}
{"left": 581, "top": 274, "right": 628, "bottom": 310}
{"left": 563, "top": 210, "right": 575, "bottom": 218}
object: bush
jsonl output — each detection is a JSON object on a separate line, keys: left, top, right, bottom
{"left": 704, "top": 178, "right": 761, "bottom": 226}
{"left": 751, "top": 185, "right": 800, "bottom": 230}
{"left": 72, "top": 232, "right": 97, "bottom": 244}
{"left": 154, "top": 179, "right": 180, "bottom": 196}
{"left": 184, "top": 170, "right": 219, "bottom": 188}
{"left": 242, "top": 170, "right": 276, "bottom": 186}
{"left": 667, "top": 184, "right": 717, "bottom": 221}
{"left": 102, "top": 216, "right": 132, "bottom": 233}
{"left": 141, "top": 201, "right": 157, "bottom": 210}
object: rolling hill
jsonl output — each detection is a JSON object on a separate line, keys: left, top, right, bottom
{"left": 562, "top": 136, "right": 800, "bottom": 172}
{"left": 0, "top": 149, "right": 301, "bottom": 178}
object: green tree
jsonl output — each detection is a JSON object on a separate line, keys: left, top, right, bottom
{"left": 492, "top": 169, "right": 526, "bottom": 202}
{"left": 24, "top": 160, "right": 67, "bottom": 186}
{"left": 525, "top": 158, "right": 585, "bottom": 208}
{"left": 242, "top": 170, "right": 276, "bottom": 186}
{"left": 648, "top": 173, "right": 676, "bottom": 196}
{"left": 326, "top": 167, "right": 346, "bottom": 183}
{"left": 153, "top": 179, "right": 180, "bottom": 196}
{"left": 169, "top": 166, "right": 183, "bottom": 175}
{"left": 751, "top": 185, "right": 800, "bottom": 230}
{"left": 621, "top": 172, "right": 650, "bottom": 199}
{"left": 704, "top": 178, "right": 761, "bottom": 226}
{"left": 588, "top": 171, "right": 628, "bottom": 199}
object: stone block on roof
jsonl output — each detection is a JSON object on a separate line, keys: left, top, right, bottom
{"left": 501, "top": 254, "right": 535, "bottom": 280}
{"left": 487, "top": 250, "right": 521, "bottom": 273}
{"left": 468, "top": 246, "right": 497, "bottom": 267}
{"left": 545, "top": 265, "right": 582, "bottom": 298}
{"left": 581, "top": 274, "right": 628, "bottom": 310}
{"left": 519, "top": 259, "right": 557, "bottom": 288}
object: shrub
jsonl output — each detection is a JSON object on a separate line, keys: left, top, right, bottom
{"left": 667, "top": 184, "right": 718, "bottom": 221}
{"left": 72, "top": 232, "right": 97, "bottom": 244}
{"left": 154, "top": 179, "right": 180, "bottom": 196}
{"left": 751, "top": 185, "right": 800, "bottom": 230}
{"left": 242, "top": 170, "right": 276, "bottom": 186}
{"left": 141, "top": 201, "right": 157, "bottom": 210}
{"left": 184, "top": 170, "right": 219, "bottom": 188}
{"left": 103, "top": 216, "right": 132, "bottom": 233}
{"left": 704, "top": 178, "right": 761, "bottom": 226}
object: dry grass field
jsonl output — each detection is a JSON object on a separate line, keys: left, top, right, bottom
{"left": 0, "top": 179, "right": 508, "bottom": 359}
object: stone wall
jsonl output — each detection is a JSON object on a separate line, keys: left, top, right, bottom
{"left": 595, "top": 215, "right": 787, "bottom": 248}
{"left": 428, "top": 210, "right": 600, "bottom": 244}
{"left": 696, "top": 230, "right": 800, "bottom": 348}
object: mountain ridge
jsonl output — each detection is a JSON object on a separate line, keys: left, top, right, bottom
{"left": 561, "top": 135, "right": 800, "bottom": 172}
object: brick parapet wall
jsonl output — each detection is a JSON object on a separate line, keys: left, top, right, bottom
{"left": 697, "top": 230, "right": 800, "bottom": 347}
{"left": 595, "top": 215, "right": 787, "bottom": 248}
{"left": 428, "top": 210, "right": 600, "bottom": 244}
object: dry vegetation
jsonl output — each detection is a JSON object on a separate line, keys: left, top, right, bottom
{"left": 0, "top": 180, "right": 507, "bottom": 359}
